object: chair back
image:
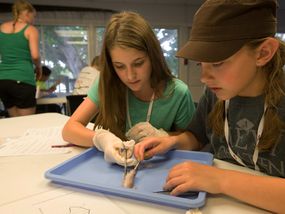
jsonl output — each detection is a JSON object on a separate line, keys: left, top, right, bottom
{"left": 66, "top": 95, "right": 86, "bottom": 116}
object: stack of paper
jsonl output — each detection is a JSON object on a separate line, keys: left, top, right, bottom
{"left": 0, "top": 127, "right": 71, "bottom": 156}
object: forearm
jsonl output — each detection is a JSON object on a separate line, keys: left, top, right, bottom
{"left": 32, "top": 57, "right": 41, "bottom": 68}
{"left": 170, "top": 131, "right": 202, "bottom": 151}
{"left": 220, "top": 169, "right": 285, "bottom": 213}
{"left": 62, "top": 120, "right": 94, "bottom": 147}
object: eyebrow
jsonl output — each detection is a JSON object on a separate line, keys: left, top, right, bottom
{"left": 113, "top": 56, "right": 147, "bottom": 64}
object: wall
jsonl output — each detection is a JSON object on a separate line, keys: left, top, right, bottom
{"left": 1, "top": 0, "right": 285, "bottom": 102}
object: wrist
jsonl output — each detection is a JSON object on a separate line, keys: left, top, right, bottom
{"left": 212, "top": 166, "right": 237, "bottom": 195}
{"left": 168, "top": 135, "right": 179, "bottom": 150}
{"left": 216, "top": 168, "right": 233, "bottom": 194}
{"left": 157, "top": 128, "right": 168, "bottom": 137}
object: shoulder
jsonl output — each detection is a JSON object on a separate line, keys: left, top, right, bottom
{"left": 0, "top": 21, "right": 13, "bottom": 32}
{"left": 0, "top": 21, "right": 12, "bottom": 28}
{"left": 87, "top": 77, "right": 100, "bottom": 105}
{"left": 277, "top": 96, "right": 285, "bottom": 119}
{"left": 173, "top": 78, "right": 188, "bottom": 88}
{"left": 169, "top": 78, "right": 190, "bottom": 95}
{"left": 24, "top": 25, "right": 39, "bottom": 41}
{"left": 88, "top": 77, "right": 100, "bottom": 94}
{"left": 162, "top": 78, "right": 194, "bottom": 104}
{"left": 25, "top": 25, "right": 39, "bottom": 35}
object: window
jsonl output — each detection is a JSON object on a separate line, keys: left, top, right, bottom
{"left": 95, "top": 27, "right": 105, "bottom": 56}
{"left": 276, "top": 33, "right": 285, "bottom": 41}
{"left": 94, "top": 27, "right": 179, "bottom": 76}
{"left": 154, "top": 28, "right": 178, "bottom": 77}
{"left": 39, "top": 25, "right": 179, "bottom": 93}
{"left": 39, "top": 25, "right": 89, "bottom": 93}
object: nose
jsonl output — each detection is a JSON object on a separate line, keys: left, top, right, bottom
{"left": 126, "top": 66, "right": 136, "bottom": 81}
{"left": 200, "top": 64, "right": 213, "bottom": 84}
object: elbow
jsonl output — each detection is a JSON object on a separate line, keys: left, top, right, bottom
{"left": 61, "top": 123, "right": 70, "bottom": 142}
{"left": 32, "top": 56, "right": 40, "bottom": 64}
{"left": 32, "top": 54, "right": 40, "bottom": 60}
{"left": 31, "top": 53, "right": 40, "bottom": 64}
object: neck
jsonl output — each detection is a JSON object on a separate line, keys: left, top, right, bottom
{"left": 17, "top": 18, "right": 26, "bottom": 23}
{"left": 132, "top": 88, "right": 154, "bottom": 102}
{"left": 132, "top": 81, "right": 165, "bottom": 101}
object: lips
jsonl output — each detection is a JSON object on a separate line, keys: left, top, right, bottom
{"left": 209, "top": 87, "right": 222, "bottom": 93}
{"left": 128, "top": 80, "right": 140, "bottom": 85}
{"left": 210, "top": 87, "right": 221, "bottom": 90}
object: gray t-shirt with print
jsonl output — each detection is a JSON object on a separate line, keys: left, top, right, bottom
{"left": 188, "top": 88, "right": 285, "bottom": 178}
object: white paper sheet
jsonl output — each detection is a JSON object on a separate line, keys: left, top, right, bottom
{"left": 0, "top": 187, "right": 127, "bottom": 214}
{"left": 0, "top": 126, "right": 70, "bottom": 156}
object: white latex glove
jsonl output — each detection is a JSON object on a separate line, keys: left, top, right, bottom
{"left": 126, "top": 122, "right": 168, "bottom": 143}
{"left": 93, "top": 126, "right": 137, "bottom": 166}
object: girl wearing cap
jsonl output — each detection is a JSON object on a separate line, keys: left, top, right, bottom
{"left": 134, "top": 0, "right": 285, "bottom": 213}
{"left": 62, "top": 11, "right": 195, "bottom": 166}
{"left": 0, "top": 0, "right": 41, "bottom": 117}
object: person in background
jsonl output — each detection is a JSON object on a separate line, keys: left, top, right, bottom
{"left": 0, "top": 0, "right": 41, "bottom": 117}
{"left": 36, "top": 65, "right": 61, "bottom": 113}
{"left": 134, "top": 0, "right": 285, "bottom": 213}
{"left": 72, "top": 56, "right": 100, "bottom": 95}
{"left": 36, "top": 65, "right": 60, "bottom": 98}
{"left": 62, "top": 11, "right": 195, "bottom": 166}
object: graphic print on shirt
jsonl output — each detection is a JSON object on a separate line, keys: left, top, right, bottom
{"left": 214, "top": 117, "right": 285, "bottom": 177}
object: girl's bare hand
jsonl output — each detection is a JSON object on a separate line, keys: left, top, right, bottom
{"left": 164, "top": 161, "right": 224, "bottom": 196}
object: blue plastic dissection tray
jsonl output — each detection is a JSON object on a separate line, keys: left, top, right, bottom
{"left": 45, "top": 148, "right": 213, "bottom": 209}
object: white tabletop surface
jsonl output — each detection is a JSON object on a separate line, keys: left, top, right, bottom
{"left": 0, "top": 113, "right": 271, "bottom": 214}
{"left": 36, "top": 96, "right": 67, "bottom": 105}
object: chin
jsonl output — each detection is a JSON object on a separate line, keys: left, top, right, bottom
{"left": 215, "top": 91, "right": 233, "bottom": 100}
{"left": 128, "top": 85, "right": 142, "bottom": 92}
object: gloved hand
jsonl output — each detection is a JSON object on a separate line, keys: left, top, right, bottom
{"left": 126, "top": 122, "right": 168, "bottom": 143}
{"left": 93, "top": 126, "right": 137, "bottom": 166}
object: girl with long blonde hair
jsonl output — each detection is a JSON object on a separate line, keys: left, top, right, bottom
{"left": 62, "top": 11, "right": 195, "bottom": 166}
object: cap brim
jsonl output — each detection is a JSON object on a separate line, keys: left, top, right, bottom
{"left": 176, "top": 39, "right": 252, "bottom": 62}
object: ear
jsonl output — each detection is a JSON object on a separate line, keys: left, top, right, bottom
{"left": 256, "top": 38, "right": 279, "bottom": 66}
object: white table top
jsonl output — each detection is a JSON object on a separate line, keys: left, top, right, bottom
{"left": 36, "top": 96, "right": 67, "bottom": 105}
{"left": 0, "top": 113, "right": 270, "bottom": 214}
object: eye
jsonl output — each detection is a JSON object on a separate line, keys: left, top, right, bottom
{"left": 196, "top": 62, "right": 201, "bottom": 66}
{"left": 212, "top": 62, "right": 224, "bottom": 67}
{"left": 113, "top": 64, "right": 125, "bottom": 70}
{"left": 133, "top": 60, "right": 144, "bottom": 67}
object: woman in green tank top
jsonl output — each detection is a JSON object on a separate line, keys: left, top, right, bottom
{"left": 0, "top": 0, "right": 41, "bottom": 117}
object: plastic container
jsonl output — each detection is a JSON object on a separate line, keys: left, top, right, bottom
{"left": 45, "top": 148, "right": 213, "bottom": 209}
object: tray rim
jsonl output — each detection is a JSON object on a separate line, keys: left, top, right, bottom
{"left": 45, "top": 147, "right": 213, "bottom": 209}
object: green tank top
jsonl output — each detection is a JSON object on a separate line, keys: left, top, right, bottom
{"left": 0, "top": 24, "right": 36, "bottom": 86}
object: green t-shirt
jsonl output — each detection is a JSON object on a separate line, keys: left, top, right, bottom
{"left": 88, "top": 78, "right": 195, "bottom": 132}
{"left": 0, "top": 24, "right": 35, "bottom": 86}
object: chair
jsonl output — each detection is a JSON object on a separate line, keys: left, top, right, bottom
{"left": 66, "top": 94, "right": 87, "bottom": 116}
{"left": 36, "top": 103, "right": 62, "bottom": 114}
{"left": 0, "top": 109, "right": 8, "bottom": 118}
{"left": 0, "top": 99, "right": 8, "bottom": 118}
